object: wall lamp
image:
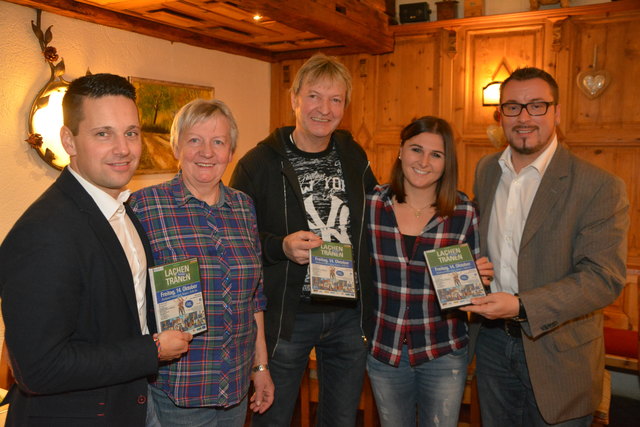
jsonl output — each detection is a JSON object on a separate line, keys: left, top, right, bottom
{"left": 483, "top": 58, "right": 513, "bottom": 148}
{"left": 25, "top": 10, "right": 70, "bottom": 171}
{"left": 482, "top": 57, "right": 513, "bottom": 108}
{"left": 482, "top": 81, "right": 501, "bottom": 106}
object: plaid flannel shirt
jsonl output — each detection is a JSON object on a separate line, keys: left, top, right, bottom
{"left": 130, "top": 173, "right": 266, "bottom": 407}
{"left": 366, "top": 184, "right": 479, "bottom": 367}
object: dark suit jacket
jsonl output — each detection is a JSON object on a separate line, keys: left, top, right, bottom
{"left": 471, "top": 144, "right": 629, "bottom": 423}
{"left": 0, "top": 168, "right": 159, "bottom": 426}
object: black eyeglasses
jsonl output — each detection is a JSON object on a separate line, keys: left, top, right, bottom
{"left": 500, "top": 101, "right": 556, "bottom": 117}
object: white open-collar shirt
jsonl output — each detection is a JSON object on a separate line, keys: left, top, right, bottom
{"left": 68, "top": 166, "right": 148, "bottom": 334}
{"left": 487, "top": 136, "right": 558, "bottom": 295}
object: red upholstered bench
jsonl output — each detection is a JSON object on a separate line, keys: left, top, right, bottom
{"left": 604, "top": 327, "right": 639, "bottom": 372}
{"left": 602, "top": 271, "right": 639, "bottom": 373}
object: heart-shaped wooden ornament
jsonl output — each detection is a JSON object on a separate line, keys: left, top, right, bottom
{"left": 576, "top": 69, "right": 611, "bottom": 99}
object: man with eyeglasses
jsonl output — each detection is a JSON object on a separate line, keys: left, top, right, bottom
{"left": 462, "top": 67, "right": 629, "bottom": 426}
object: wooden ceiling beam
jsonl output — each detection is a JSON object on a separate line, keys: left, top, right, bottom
{"left": 272, "top": 45, "right": 371, "bottom": 62}
{"left": 236, "top": 0, "right": 394, "bottom": 54}
{"left": 4, "top": 0, "right": 275, "bottom": 62}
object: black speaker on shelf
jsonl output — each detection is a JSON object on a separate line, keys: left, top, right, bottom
{"left": 399, "top": 2, "right": 431, "bottom": 23}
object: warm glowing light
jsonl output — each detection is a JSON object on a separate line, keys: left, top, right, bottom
{"left": 31, "top": 86, "right": 70, "bottom": 169}
{"left": 482, "top": 81, "right": 501, "bottom": 106}
{"left": 253, "top": 14, "right": 263, "bottom": 21}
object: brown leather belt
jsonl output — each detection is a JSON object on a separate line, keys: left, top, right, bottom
{"left": 483, "top": 318, "right": 522, "bottom": 338}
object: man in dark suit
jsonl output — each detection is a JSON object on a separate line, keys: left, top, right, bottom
{"left": 462, "top": 67, "right": 629, "bottom": 426}
{"left": 0, "top": 73, "right": 192, "bottom": 426}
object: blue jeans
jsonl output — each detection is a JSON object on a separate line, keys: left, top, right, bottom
{"left": 366, "top": 346, "right": 468, "bottom": 427}
{"left": 251, "top": 308, "right": 367, "bottom": 427}
{"left": 147, "top": 384, "right": 247, "bottom": 427}
{"left": 476, "top": 326, "right": 592, "bottom": 427}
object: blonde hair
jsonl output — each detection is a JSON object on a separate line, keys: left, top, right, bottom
{"left": 290, "top": 53, "right": 352, "bottom": 106}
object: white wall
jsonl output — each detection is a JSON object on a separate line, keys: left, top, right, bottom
{"left": 0, "top": 1, "right": 271, "bottom": 240}
{"left": 396, "top": 0, "right": 611, "bottom": 22}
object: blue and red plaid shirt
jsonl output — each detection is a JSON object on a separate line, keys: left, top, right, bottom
{"left": 366, "top": 184, "right": 479, "bottom": 367}
{"left": 130, "top": 172, "right": 266, "bottom": 407}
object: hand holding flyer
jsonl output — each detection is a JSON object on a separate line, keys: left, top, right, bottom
{"left": 424, "top": 243, "right": 486, "bottom": 309}
{"left": 309, "top": 242, "right": 357, "bottom": 300}
{"left": 149, "top": 258, "right": 207, "bottom": 334}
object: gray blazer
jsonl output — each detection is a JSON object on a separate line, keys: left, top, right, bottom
{"left": 471, "top": 144, "right": 629, "bottom": 424}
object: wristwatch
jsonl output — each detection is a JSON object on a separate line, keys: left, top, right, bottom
{"left": 252, "top": 364, "right": 269, "bottom": 373}
{"left": 512, "top": 296, "right": 528, "bottom": 323}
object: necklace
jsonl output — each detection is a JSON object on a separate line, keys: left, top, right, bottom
{"left": 396, "top": 197, "right": 432, "bottom": 218}
{"left": 407, "top": 201, "right": 432, "bottom": 218}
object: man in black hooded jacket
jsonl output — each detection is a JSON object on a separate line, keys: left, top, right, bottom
{"left": 231, "top": 53, "right": 377, "bottom": 426}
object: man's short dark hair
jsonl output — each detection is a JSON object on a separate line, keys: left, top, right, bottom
{"left": 62, "top": 73, "right": 137, "bottom": 135}
{"left": 500, "top": 67, "right": 559, "bottom": 103}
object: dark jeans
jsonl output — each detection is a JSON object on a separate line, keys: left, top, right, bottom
{"left": 476, "top": 326, "right": 592, "bottom": 427}
{"left": 251, "top": 308, "right": 367, "bottom": 427}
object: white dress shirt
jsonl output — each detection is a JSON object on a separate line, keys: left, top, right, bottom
{"left": 68, "top": 167, "right": 148, "bottom": 334}
{"left": 487, "top": 137, "right": 558, "bottom": 295}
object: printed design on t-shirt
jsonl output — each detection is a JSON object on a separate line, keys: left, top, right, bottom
{"left": 301, "top": 171, "right": 350, "bottom": 243}
{"left": 286, "top": 144, "right": 353, "bottom": 300}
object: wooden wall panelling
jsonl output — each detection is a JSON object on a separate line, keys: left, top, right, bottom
{"left": 449, "top": 26, "right": 468, "bottom": 131}
{"left": 440, "top": 27, "right": 482, "bottom": 197}
{"left": 438, "top": 28, "right": 459, "bottom": 125}
{"left": 374, "top": 144, "right": 401, "bottom": 187}
{"left": 270, "top": 60, "right": 304, "bottom": 130}
{"left": 554, "top": 9, "right": 640, "bottom": 267}
{"left": 369, "top": 33, "right": 442, "bottom": 182}
{"left": 449, "top": 24, "right": 476, "bottom": 196}
{"left": 453, "top": 21, "right": 546, "bottom": 198}
{"left": 561, "top": 11, "right": 640, "bottom": 140}
{"left": 375, "top": 34, "right": 441, "bottom": 134}
{"left": 339, "top": 54, "right": 378, "bottom": 153}
{"left": 568, "top": 145, "right": 640, "bottom": 268}
{"left": 458, "top": 141, "right": 501, "bottom": 200}
{"left": 461, "top": 24, "right": 546, "bottom": 137}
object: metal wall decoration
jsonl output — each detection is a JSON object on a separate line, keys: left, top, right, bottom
{"left": 27, "top": 9, "right": 70, "bottom": 171}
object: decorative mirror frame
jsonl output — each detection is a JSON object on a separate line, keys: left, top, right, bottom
{"left": 26, "top": 10, "right": 70, "bottom": 171}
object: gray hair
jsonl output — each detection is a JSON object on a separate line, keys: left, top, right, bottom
{"left": 170, "top": 98, "right": 239, "bottom": 154}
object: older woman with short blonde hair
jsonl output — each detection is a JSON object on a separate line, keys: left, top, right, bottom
{"left": 131, "top": 98, "right": 273, "bottom": 427}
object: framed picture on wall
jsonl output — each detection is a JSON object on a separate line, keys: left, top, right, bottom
{"left": 128, "top": 77, "right": 215, "bottom": 174}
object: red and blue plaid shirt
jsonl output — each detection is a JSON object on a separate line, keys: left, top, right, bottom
{"left": 130, "top": 173, "right": 266, "bottom": 407}
{"left": 367, "top": 184, "right": 479, "bottom": 367}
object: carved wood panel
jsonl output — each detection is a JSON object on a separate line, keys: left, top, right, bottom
{"left": 270, "top": 60, "right": 304, "bottom": 130}
{"left": 461, "top": 24, "right": 545, "bottom": 137}
{"left": 569, "top": 144, "right": 640, "bottom": 266}
{"left": 458, "top": 142, "right": 502, "bottom": 198}
{"left": 371, "top": 144, "right": 400, "bottom": 185}
{"left": 374, "top": 34, "right": 441, "bottom": 135}
{"left": 336, "top": 53, "right": 377, "bottom": 151}
{"left": 562, "top": 13, "right": 640, "bottom": 139}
